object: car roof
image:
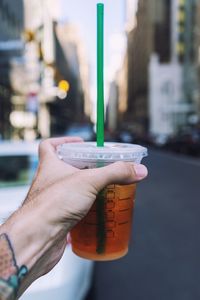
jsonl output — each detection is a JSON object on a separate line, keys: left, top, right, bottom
{"left": 0, "top": 140, "right": 39, "bottom": 156}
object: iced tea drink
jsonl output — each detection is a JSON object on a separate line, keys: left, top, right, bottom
{"left": 57, "top": 142, "right": 147, "bottom": 261}
{"left": 71, "top": 183, "right": 136, "bottom": 260}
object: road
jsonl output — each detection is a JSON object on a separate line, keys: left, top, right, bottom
{"left": 86, "top": 149, "right": 200, "bottom": 300}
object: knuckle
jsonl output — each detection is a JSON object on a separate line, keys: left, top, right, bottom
{"left": 115, "top": 161, "right": 126, "bottom": 169}
{"left": 72, "top": 170, "right": 86, "bottom": 182}
{"left": 78, "top": 169, "right": 99, "bottom": 191}
{"left": 125, "top": 164, "right": 134, "bottom": 179}
{"left": 39, "top": 139, "right": 49, "bottom": 154}
{"left": 39, "top": 138, "right": 49, "bottom": 148}
{"left": 116, "top": 161, "right": 133, "bottom": 179}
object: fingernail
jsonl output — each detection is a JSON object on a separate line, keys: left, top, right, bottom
{"left": 133, "top": 164, "right": 148, "bottom": 179}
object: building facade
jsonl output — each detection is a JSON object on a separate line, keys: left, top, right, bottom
{"left": 149, "top": 0, "right": 198, "bottom": 137}
{"left": 0, "top": 0, "right": 92, "bottom": 139}
{"left": 23, "top": 1, "right": 91, "bottom": 137}
{"left": 0, "top": 0, "right": 24, "bottom": 139}
{"left": 121, "top": 0, "right": 199, "bottom": 137}
{"left": 193, "top": 0, "right": 200, "bottom": 119}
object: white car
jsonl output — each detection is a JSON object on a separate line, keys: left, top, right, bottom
{"left": 0, "top": 141, "right": 93, "bottom": 300}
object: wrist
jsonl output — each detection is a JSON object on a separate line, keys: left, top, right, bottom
{"left": 0, "top": 202, "right": 62, "bottom": 271}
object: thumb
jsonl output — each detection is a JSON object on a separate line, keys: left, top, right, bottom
{"left": 82, "top": 161, "right": 148, "bottom": 192}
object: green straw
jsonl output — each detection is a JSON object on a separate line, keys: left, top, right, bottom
{"left": 96, "top": 190, "right": 106, "bottom": 254}
{"left": 96, "top": 3, "right": 106, "bottom": 254}
{"left": 97, "top": 3, "right": 104, "bottom": 147}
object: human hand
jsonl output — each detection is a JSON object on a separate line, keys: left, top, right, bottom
{"left": 1, "top": 137, "right": 148, "bottom": 295}
{"left": 33, "top": 137, "right": 148, "bottom": 230}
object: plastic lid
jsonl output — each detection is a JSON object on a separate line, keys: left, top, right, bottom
{"left": 57, "top": 142, "right": 148, "bottom": 164}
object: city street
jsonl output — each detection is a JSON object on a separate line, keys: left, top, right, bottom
{"left": 1, "top": 1, "right": 200, "bottom": 299}
{"left": 87, "top": 149, "right": 200, "bottom": 300}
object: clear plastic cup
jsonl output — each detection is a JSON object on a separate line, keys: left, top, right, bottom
{"left": 57, "top": 142, "right": 147, "bottom": 261}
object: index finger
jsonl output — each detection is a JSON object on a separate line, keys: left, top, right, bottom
{"left": 39, "top": 137, "right": 83, "bottom": 156}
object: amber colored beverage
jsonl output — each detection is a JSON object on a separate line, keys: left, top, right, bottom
{"left": 71, "top": 183, "right": 136, "bottom": 261}
{"left": 57, "top": 141, "right": 147, "bottom": 260}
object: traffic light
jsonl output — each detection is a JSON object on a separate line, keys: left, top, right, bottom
{"left": 23, "top": 30, "right": 36, "bottom": 42}
{"left": 58, "top": 80, "right": 70, "bottom": 92}
{"left": 57, "top": 80, "right": 70, "bottom": 99}
{"left": 176, "top": 0, "right": 186, "bottom": 62}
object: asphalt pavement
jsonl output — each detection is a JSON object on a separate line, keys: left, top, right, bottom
{"left": 86, "top": 149, "right": 200, "bottom": 300}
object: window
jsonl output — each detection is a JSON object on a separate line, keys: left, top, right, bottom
{"left": 0, "top": 155, "right": 38, "bottom": 188}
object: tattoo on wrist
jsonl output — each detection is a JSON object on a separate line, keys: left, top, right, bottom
{"left": 0, "top": 234, "right": 28, "bottom": 296}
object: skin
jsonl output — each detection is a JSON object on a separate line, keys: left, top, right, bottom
{"left": 0, "top": 137, "right": 148, "bottom": 297}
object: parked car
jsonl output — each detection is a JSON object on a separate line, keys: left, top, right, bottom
{"left": 165, "top": 129, "right": 200, "bottom": 157}
{"left": 149, "top": 133, "right": 170, "bottom": 148}
{"left": 0, "top": 141, "right": 94, "bottom": 300}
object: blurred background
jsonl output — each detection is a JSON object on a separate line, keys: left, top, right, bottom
{"left": 0, "top": 0, "right": 200, "bottom": 299}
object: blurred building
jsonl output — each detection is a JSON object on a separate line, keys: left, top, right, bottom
{"left": 194, "top": 0, "right": 200, "bottom": 119}
{"left": 106, "top": 31, "right": 127, "bottom": 133}
{"left": 149, "top": 0, "right": 198, "bottom": 137}
{"left": 124, "top": 0, "right": 171, "bottom": 135}
{"left": 50, "top": 23, "right": 91, "bottom": 135}
{"left": 107, "top": 81, "right": 119, "bottom": 132}
{"left": 149, "top": 55, "right": 185, "bottom": 136}
{"left": 24, "top": 1, "right": 91, "bottom": 137}
{"left": 107, "top": 55, "right": 128, "bottom": 133}
{"left": 0, "top": 0, "right": 24, "bottom": 139}
{"left": 118, "top": 0, "right": 199, "bottom": 137}
{"left": 1, "top": 0, "right": 92, "bottom": 140}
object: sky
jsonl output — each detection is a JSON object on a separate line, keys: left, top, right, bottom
{"left": 60, "top": 0, "right": 125, "bottom": 74}
{"left": 58, "top": 0, "right": 138, "bottom": 119}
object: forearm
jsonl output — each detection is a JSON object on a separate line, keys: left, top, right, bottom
{"left": 0, "top": 230, "right": 29, "bottom": 300}
{"left": 0, "top": 200, "right": 65, "bottom": 299}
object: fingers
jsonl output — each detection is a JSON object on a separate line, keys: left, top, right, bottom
{"left": 82, "top": 161, "right": 148, "bottom": 191}
{"left": 38, "top": 137, "right": 81, "bottom": 176}
{"left": 47, "top": 137, "right": 84, "bottom": 148}
{"left": 39, "top": 137, "right": 83, "bottom": 156}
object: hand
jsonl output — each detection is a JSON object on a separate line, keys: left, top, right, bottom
{"left": 32, "top": 137, "right": 148, "bottom": 230}
{"left": 1, "top": 137, "right": 148, "bottom": 295}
